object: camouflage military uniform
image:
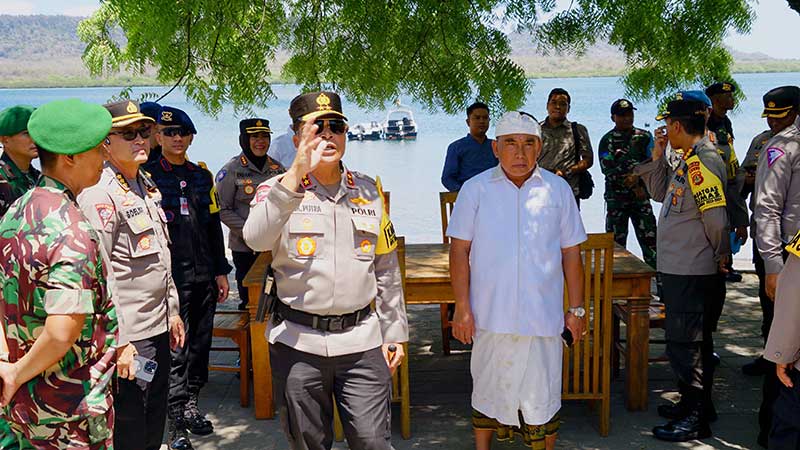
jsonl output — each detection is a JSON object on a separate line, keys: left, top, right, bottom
{"left": 0, "top": 176, "right": 118, "bottom": 450}
{"left": 598, "top": 127, "right": 657, "bottom": 268}
{"left": 0, "top": 152, "right": 40, "bottom": 217}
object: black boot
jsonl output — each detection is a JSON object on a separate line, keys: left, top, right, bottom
{"left": 658, "top": 381, "right": 692, "bottom": 420}
{"left": 652, "top": 410, "right": 712, "bottom": 442}
{"left": 168, "top": 407, "right": 194, "bottom": 450}
{"left": 185, "top": 391, "right": 214, "bottom": 436}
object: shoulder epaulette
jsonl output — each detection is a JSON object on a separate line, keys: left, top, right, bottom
{"left": 351, "top": 171, "right": 376, "bottom": 185}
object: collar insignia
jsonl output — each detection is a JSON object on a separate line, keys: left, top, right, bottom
{"left": 301, "top": 175, "right": 312, "bottom": 188}
{"left": 346, "top": 171, "right": 355, "bottom": 187}
{"left": 240, "top": 156, "right": 248, "bottom": 167}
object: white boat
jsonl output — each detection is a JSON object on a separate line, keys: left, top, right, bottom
{"left": 382, "top": 101, "right": 417, "bottom": 140}
{"left": 347, "top": 121, "right": 382, "bottom": 141}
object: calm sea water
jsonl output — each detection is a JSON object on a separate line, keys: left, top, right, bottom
{"left": 3, "top": 72, "right": 798, "bottom": 267}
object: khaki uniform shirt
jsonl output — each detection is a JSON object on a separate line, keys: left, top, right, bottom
{"left": 741, "top": 130, "right": 773, "bottom": 239}
{"left": 765, "top": 231, "right": 800, "bottom": 369}
{"left": 754, "top": 124, "right": 800, "bottom": 274}
{"left": 243, "top": 166, "right": 409, "bottom": 357}
{"left": 635, "top": 136, "right": 730, "bottom": 275}
{"left": 216, "top": 153, "right": 284, "bottom": 252}
{"left": 538, "top": 118, "right": 593, "bottom": 195}
{"left": 715, "top": 136, "right": 749, "bottom": 229}
{"left": 78, "top": 163, "right": 179, "bottom": 344}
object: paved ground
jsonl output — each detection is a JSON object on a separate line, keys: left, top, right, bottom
{"left": 187, "top": 273, "right": 770, "bottom": 450}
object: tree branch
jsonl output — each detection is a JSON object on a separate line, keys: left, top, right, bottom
{"left": 157, "top": 13, "right": 192, "bottom": 103}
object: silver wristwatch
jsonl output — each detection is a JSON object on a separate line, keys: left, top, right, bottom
{"left": 568, "top": 306, "right": 586, "bottom": 318}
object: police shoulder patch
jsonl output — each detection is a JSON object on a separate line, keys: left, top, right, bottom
{"left": 686, "top": 154, "right": 726, "bottom": 212}
{"left": 766, "top": 147, "right": 785, "bottom": 167}
{"left": 95, "top": 203, "right": 115, "bottom": 229}
{"left": 216, "top": 169, "right": 227, "bottom": 183}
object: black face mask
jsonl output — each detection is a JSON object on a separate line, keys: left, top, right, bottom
{"left": 239, "top": 134, "right": 268, "bottom": 170}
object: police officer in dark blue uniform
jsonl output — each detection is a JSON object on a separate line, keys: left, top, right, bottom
{"left": 144, "top": 106, "right": 232, "bottom": 450}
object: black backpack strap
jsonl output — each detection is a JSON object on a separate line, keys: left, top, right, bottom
{"left": 571, "top": 121, "right": 582, "bottom": 164}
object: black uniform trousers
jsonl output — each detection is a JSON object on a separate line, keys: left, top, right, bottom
{"left": 169, "top": 280, "right": 217, "bottom": 407}
{"left": 232, "top": 250, "right": 259, "bottom": 311}
{"left": 661, "top": 272, "right": 725, "bottom": 418}
{"left": 271, "top": 342, "right": 392, "bottom": 450}
{"left": 771, "top": 368, "right": 800, "bottom": 449}
{"left": 114, "top": 332, "right": 171, "bottom": 450}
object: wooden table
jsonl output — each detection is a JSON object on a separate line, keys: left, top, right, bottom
{"left": 243, "top": 242, "right": 655, "bottom": 418}
{"left": 405, "top": 242, "right": 655, "bottom": 411}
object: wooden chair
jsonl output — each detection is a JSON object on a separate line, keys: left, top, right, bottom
{"left": 334, "top": 236, "right": 411, "bottom": 440}
{"left": 561, "top": 233, "right": 614, "bottom": 436}
{"left": 437, "top": 191, "right": 458, "bottom": 355}
{"left": 209, "top": 311, "right": 251, "bottom": 407}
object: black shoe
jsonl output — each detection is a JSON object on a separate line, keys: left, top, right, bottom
{"left": 742, "top": 356, "right": 770, "bottom": 376}
{"left": 652, "top": 412, "right": 712, "bottom": 442}
{"left": 168, "top": 411, "right": 194, "bottom": 450}
{"left": 712, "top": 352, "right": 721, "bottom": 367}
{"left": 185, "top": 392, "right": 213, "bottom": 435}
{"left": 725, "top": 270, "right": 743, "bottom": 283}
{"left": 658, "top": 402, "right": 717, "bottom": 423}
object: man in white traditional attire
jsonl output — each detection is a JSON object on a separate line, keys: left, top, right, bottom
{"left": 447, "top": 111, "right": 587, "bottom": 450}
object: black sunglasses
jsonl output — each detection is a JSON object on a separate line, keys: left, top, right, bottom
{"left": 109, "top": 127, "right": 151, "bottom": 141}
{"left": 313, "top": 119, "right": 347, "bottom": 135}
{"left": 161, "top": 127, "right": 193, "bottom": 137}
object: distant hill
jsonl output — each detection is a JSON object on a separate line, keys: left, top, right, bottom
{"left": 1, "top": 14, "right": 799, "bottom": 88}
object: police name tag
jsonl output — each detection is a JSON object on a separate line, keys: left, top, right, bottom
{"left": 180, "top": 197, "right": 190, "bottom": 216}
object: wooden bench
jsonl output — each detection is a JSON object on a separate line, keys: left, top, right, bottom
{"left": 209, "top": 311, "right": 251, "bottom": 407}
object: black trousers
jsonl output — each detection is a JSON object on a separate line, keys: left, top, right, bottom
{"left": 270, "top": 342, "right": 392, "bottom": 450}
{"left": 758, "top": 247, "right": 786, "bottom": 443}
{"left": 232, "top": 250, "right": 259, "bottom": 310}
{"left": 169, "top": 280, "right": 217, "bottom": 407}
{"left": 114, "top": 332, "right": 171, "bottom": 450}
{"left": 661, "top": 273, "right": 725, "bottom": 417}
{"left": 770, "top": 368, "right": 800, "bottom": 449}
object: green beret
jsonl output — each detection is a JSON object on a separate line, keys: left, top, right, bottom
{"left": 0, "top": 105, "right": 36, "bottom": 137}
{"left": 27, "top": 99, "right": 112, "bottom": 155}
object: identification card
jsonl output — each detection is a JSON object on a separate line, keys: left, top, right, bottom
{"left": 180, "top": 197, "right": 190, "bottom": 215}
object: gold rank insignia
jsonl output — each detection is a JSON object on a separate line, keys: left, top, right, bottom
{"left": 675, "top": 187, "right": 684, "bottom": 197}
{"left": 126, "top": 101, "right": 138, "bottom": 113}
{"left": 768, "top": 101, "right": 776, "bottom": 108}
{"left": 240, "top": 156, "right": 248, "bottom": 166}
{"left": 244, "top": 185, "right": 255, "bottom": 195}
{"left": 301, "top": 176, "right": 312, "bottom": 188}
{"left": 360, "top": 239, "right": 373, "bottom": 254}
{"left": 349, "top": 196, "right": 371, "bottom": 206}
{"left": 677, "top": 169, "right": 684, "bottom": 176}
{"left": 723, "top": 83, "right": 732, "bottom": 91}
{"left": 346, "top": 171, "right": 355, "bottom": 187}
{"left": 316, "top": 93, "right": 332, "bottom": 111}
{"left": 116, "top": 173, "right": 131, "bottom": 192}
{"left": 256, "top": 120, "right": 263, "bottom": 127}
{"left": 296, "top": 237, "right": 316, "bottom": 256}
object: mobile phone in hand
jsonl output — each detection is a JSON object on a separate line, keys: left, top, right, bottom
{"left": 561, "top": 327, "right": 574, "bottom": 347}
{"left": 132, "top": 355, "right": 158, "bottom": 383}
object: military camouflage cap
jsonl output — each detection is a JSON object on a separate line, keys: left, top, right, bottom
{"left": 104, "top": 100, "right": 155, "bottom": 128}
{"left": 761, "top": 86, "right": 800, "bottom": 119}
{"left": 705, "top": 82, "right": 736, "bottom": 97}
{"left": 289, "top": 91, "right": 348, "bottom": 123}
{"left": 27, "top": 99, "right": 112, "bottom": 155}
{"left": 240, "top": 118, "right": 272, "bottom": 134}
{"left": 0, "top": 105, "right": 36, "bottom": 137}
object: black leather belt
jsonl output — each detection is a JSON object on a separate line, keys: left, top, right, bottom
{"left": 273, "top": 301, "right": 372, "bottom": 332}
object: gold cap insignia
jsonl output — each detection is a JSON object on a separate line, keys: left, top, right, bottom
{"left": 316, "top": 93, "right": 332, "bottom": 111}
{"left": 126, "top": 101, "right": 138, "bottom": 113}
{"left": 161, "top": 111, "right": 173, "bottom": 122}
{"left": 768, "top": 101, "right": 776, "bottom": 108}
{"left": 256, "top": 120, "right": 263, "bottom": 127}
{"left": 723, "top": 83, "right": 731, "bottom": 91}
{"left": 675, "top": 93, "right": 683, "bottom": 100}
{"left": 620, "top": 100, "right": 629, "bottom": 108}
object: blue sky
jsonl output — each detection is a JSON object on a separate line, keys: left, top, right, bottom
{"left": 2, "top": 0, "right": 799, "bottom": 59}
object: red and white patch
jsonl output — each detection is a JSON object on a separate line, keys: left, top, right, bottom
{"left": 255, "top": 185, "right": 271, "bottom": 203}
{"left": 95, "top": 204, "right": 115, "bottom": 228}
{"left": 137, "top": 235, "right": 152, "bottom": 251}
{"left": 767, "top": 147, "right": 785, "bottom": 167}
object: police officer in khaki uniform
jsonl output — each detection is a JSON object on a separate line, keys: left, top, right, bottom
{"left": 77, "top": 100, "right": 186, "bottom": 450}
{"left": 216, "top": 118, "right": 284, "bottom": 310}
{"left": 635, "top": 98, "right": 730, "bottom": 442}
{"left": 765, "top": 229, "right": 800, "bottom": 449}
{"left": 243, "top": 91, "right": 409, "bottom": 450}
{"left": 753, "top": 85, "right": 800, "bottom": 448}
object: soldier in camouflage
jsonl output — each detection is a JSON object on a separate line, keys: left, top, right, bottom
{"left": 0, "top": 105, "right": 40, "bottom": 218}
{"left": 0, "top": 99, "right": 118, "bottom": 449}
{"left": 598, "top": 99, "right": 657, "bottom": 268}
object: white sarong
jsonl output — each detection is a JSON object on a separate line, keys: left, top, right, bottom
{"left": 471, "top": 329, "right": 562, "bottom": 427}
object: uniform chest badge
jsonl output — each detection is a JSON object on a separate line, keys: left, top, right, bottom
{"left": 692, "top": 172, "right": 704, "bottom": 185}
{"left": 360, "top": 239, "right": 373, "bottom": 254}
{"left": 671, "top": 196, "right": 678, "bottom": 206}
{"left": 137, "top": 235, "right": 152, "bottom": 251}
{"left": 676, "top": 169, "right": 684, "bottom": 177}
{"left": 244, "top": 185, "right": 255, "bottom": 195}
{"left": 349, "top": 196, "right": 371, "bottom": 206}
{"left": 296, "top": 237, "right": 317, "bottom": 256}
{"left": 302, "top": 217, "right": 313, "bottom": 230}
{"left": 95, "top": 204, "right": 114, "bottom": 228}
{"left": 675, "top": 187, "right": 684, "bottom": 197}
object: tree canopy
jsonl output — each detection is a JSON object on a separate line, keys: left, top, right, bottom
{"left": 79, "top": 0, "right": 756, "bottom": 115}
